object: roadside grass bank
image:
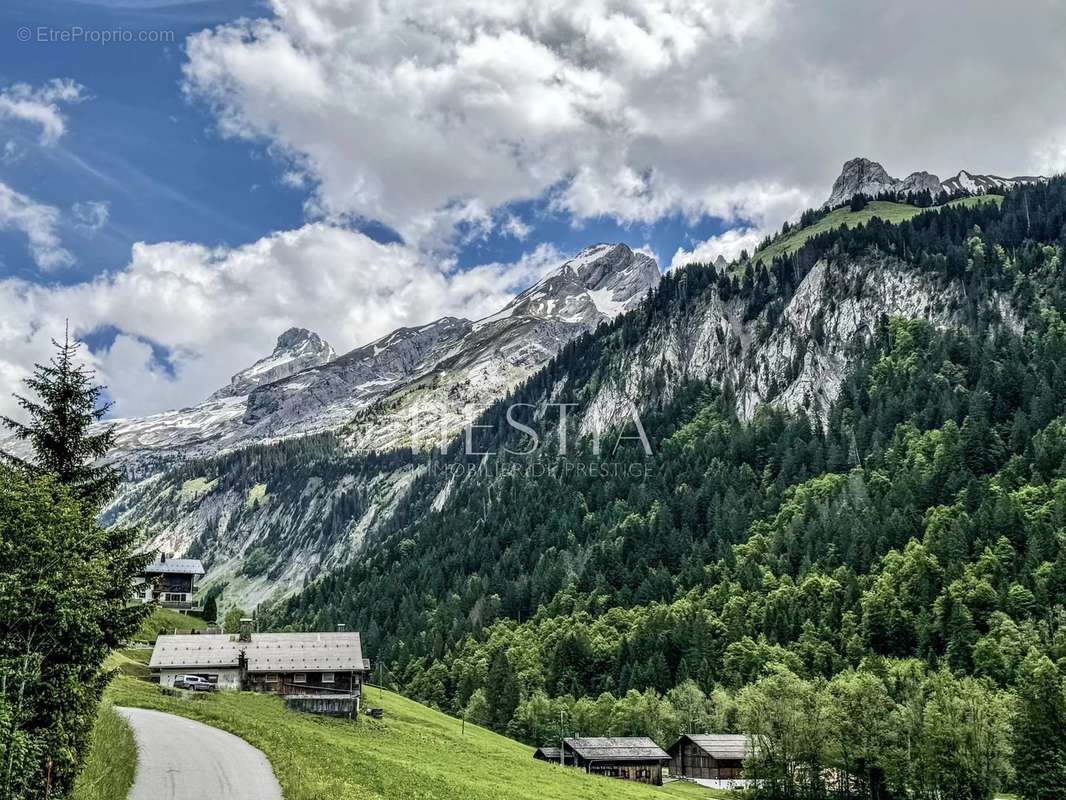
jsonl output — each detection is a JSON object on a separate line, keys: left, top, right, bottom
{"left": 71, "top": 701, "right": 137, "bottom": 800}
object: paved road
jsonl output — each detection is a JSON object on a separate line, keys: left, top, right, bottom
{"left": 118, "top": 707, "right": 283, "bottom": 800}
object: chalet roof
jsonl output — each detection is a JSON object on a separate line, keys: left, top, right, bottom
{"left": 670, "top": 734, "right": 751, "bottom": 760}
{"left": 144, "top": 558, "right": 205, "bottom": 576}
{"left": 563, "top": 737, "right": 669, "bottom": 762}
{"left": 149, "top": 632, "right": 368, "bottom": 672}
{"left": 534, "top": 747, "right": 562, "bottom": 760}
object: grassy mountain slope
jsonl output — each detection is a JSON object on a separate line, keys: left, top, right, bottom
{"left": 753, "top": 194, "right": 1002, "bottom": 264}
{"left": 105, "top": 675, "right": 723, "bottom": 800}
{"left": 132, "top": 606, "right": 208, "bottom": 644}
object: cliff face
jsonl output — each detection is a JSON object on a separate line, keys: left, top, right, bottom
{"left": 579, "top": 254, "right": 1000, "bottom": 437}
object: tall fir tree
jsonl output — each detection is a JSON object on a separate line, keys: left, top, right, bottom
{"left": 0, "top": 330, "right": 149, "bottom": 798}
{"left": 0, "top": 325, "right": 119, "bottom": 509}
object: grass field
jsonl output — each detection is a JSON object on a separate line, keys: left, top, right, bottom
{"left": 132, "top": 605, "right": 208, "bottom": 644}
{"left": 753, "top": 194, "right": 1002, "bottom": 264}
{"left": 71, "top": 701, "right": 138, "bottom": 800}
{"left": 106, "top": 675, "right": 735, "bottom": 800}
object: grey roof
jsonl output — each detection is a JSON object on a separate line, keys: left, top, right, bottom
{"left": 149, "top": 632, "right": 367, "bottom": 672}
{"left": 673, "top": 734, "right": 751, "bottom": 760}
{"left": 144, "top": 558, "right": 205, "bottom": 576}
{"left": 534, "top": 747, "right": 562, "bottom": 760}
{"left": 564, "top": 737, "right": 669, "bottom": 762}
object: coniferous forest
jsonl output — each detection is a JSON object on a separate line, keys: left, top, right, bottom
{"left": 268, "top": 179, "right": 1066, "bottom": 799}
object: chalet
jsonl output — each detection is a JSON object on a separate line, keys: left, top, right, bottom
{"left": 149, "top": 621, "right": 371, "bottom": 717}
{"left": 561, "top": 737, "right": 670, "bottom": 786}
{"left": 667, "top": 734, "right": 750, "bottom": 783}
{"left": 137, "top": 554, "right": 205, "bottom": 610}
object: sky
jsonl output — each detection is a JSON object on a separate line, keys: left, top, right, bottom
{"left": 3, "top": 0, "right": 1066, "bottom": 419}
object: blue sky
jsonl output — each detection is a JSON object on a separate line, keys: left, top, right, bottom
{"left": 0, "top": 0, "right": 305, "bottom": 282}
{"left": 2, "top": 0, "right": 1064, "bottom": 418}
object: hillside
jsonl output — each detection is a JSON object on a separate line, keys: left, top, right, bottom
{"left": 753, "top": 194, "right": 1002, "bottom": 264}
{"left": 103, "top": 675, "right": 723, "bottom": 800}
{"left": 268, "top": 178, "right": 1066, "bottom": 799}
{"left": 132, "top": 606, "right": 208, "bottom": 644}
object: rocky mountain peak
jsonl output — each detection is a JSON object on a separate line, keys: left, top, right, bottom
{"left": 825, "top": 157, "right": 900, "bottom": 208}
{"left": 826, "top": 156, "right": 1044, "bottom": 207}
{"left": 499, "top": 243, "right": 660, "bottom": 324}
{"left": 275, "top": 327, "right": 329, "bottom": 352}
{"left": 210, "top": 327, "right": 337, "bottom": 400}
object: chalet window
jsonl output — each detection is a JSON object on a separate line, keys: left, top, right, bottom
{"left": 293, "top": 673, "right": 307, "bottom": 683}
{"left": 321, "top": 672, "right": 335, "bottom": 683}
{"left": 264, "top": 673, "right": 278, "bottom": 683}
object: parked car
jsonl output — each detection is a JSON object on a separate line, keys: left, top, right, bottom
{"left": 174, "top": 675, "right": 215, "bottom": 692}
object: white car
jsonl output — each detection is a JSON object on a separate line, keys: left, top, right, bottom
{"left": 174, "top": 675, "right": 215, "bottom": 692}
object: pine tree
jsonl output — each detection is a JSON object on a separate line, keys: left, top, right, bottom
{"left": 1, "top": 327, "right": 119, "bottom": 509}
{"left": 485, "top": 649, "right": 519, "bottom": 732}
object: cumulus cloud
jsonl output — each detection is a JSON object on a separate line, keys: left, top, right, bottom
{"left": 0, "top": 79, "right": 85, "bottom": 145}
{"left": 670, "top": 227, "right": 765, "bottom": 271}
{"left": 0, "top": 225, "right": 563, "bottom": 419}
{"left": 181, "top": 0, "right": 1066, "bottom": 249}
{"left": 0, "top": 181, "right": 74, "bottom": 270}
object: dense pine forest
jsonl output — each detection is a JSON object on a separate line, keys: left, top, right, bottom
{"left": 269, "top": 180, "right": 1066, "bottom": 799}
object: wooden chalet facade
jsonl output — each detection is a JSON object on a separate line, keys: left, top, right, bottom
{"left": 149, "top": 625, "right": 371, "bottom": 716}
{"left": 138, "top": 554, "right": 205, "bottom": 610}
{"left": 560, "top": 738, "right": 670, "bottom": 786}
{"left": 667, "top": 734, "right": 749, "bottom": 781}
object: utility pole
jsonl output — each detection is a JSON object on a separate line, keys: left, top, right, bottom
{"left": 559, "top": 709, "right": 565, "bottom": 766}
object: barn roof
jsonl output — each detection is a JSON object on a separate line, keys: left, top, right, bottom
{"left": 149, "top": 632, "right": 367, "bottom": 672}
{"left": 671, "top": 734, "right": 750, "bottom": 760}
{"left": 143, "top": 558, "right": 205, "bottom": 576}
{"left": 534, "top": 747, "right": 562, "bottom": 760}
{"left": 563, "top": 737, "right": 669, "bottom": 762}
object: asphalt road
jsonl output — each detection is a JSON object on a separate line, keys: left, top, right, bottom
{"left": 118, "top": 707, "right": 283, "bottom": 800}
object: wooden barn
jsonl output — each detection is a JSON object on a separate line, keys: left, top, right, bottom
{"left": 667, "top": 734, "right": 749, "bottom": 781}
{"left": 149, "top": 622, "right": 370, "bottom": 716}
{"left": 533, "top": 746, "right": 573, "bottom": 766}
{"left": 561, "top": 738, "right": 670, "bottom": 785}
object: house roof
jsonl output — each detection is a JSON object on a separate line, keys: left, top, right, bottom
{"left": 144, "top": 558, "right": 205, "bottom": 576}
{"left": 671, "top": 734, "right": 750, "bottom": 760}
{"left": 534, "top": 747, "right": 563, "bottom": 760}
{"left": 149, "top": 632, "right": 368, "bottom": 672}
{"left": 563, "top": 737, "right": 669, "bottom": 762}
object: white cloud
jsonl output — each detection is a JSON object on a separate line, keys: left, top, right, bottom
{"left": 72, "top": 200, "right": 111, "bottom": 231}
{"left": 181, "top": 0, "right": 1066, "bottom": 249}
{"left": 670, "top": 227, "right": 765, "bottom": 271}
{"left": 0, "top": 225, "right": 562, "bottom": 419}
{"left": 0, "top": 79, "right": 85, "bottom": 145}
{"left": 502, "top": 214, "right": 531, "bottom": 240}
{"left": 0, "top": 181, "right": 74, "bottom": 270}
